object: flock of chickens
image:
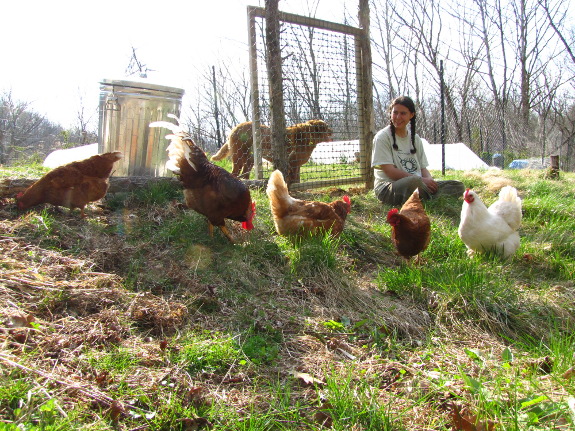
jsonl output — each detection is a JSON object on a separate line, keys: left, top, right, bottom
{"left": 14, "top": 116, "right": 523, "bottom": 261}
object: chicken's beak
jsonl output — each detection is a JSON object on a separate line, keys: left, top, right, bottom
{"left": 463, "top": 189, "right": 474, "bottom": 203}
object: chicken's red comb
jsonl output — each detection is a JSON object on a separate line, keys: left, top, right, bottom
{"left": 386, "top": 207, "right": 399, "bottom": 224}
{"left": 343, "top": 195, "right": 351, "bottom": 205}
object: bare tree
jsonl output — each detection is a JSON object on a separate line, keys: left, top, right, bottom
{"left": 390, "top": 0, "right": 464, "bottom": 141}
{"left": 72, "top": 88, "right": 98, "bottom": 146}
{"left": 125, "top": 47, "right": 154, "bottom": 78}
{"left": 511, "top": 0, "right": 561, "bottom": 133}
{"left": 0, "top": 91, "right": 60, "bottom": 164}
{"left": 537, "top": 0, "right": 575, "bottom": 67}
{"left": 184, "top": 61, "right": 253, "bottom": 153}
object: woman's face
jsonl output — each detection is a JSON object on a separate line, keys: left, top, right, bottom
{"left": 390, "top": 104, "right": 415, "bottom": 130}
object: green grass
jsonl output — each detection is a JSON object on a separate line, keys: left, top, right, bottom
{"left": 1, "top": 167, "right": 575, "bottom": 429}
{"left": 0, "top": 162, "right": 49, "bottom": 179}
{"left": 174, "top": 330, "right": 242, "bottom": 374}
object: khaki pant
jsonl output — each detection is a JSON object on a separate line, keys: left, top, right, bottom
{"left": 375, "top": 176, "right": 465, "bottom": 206}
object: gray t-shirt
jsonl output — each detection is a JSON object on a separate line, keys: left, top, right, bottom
{"left": 371, "top": 126, "right": 429, "bottom": 190}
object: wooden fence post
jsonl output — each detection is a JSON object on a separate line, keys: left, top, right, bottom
{"left": 265, "top": 0, "right": 288, "bottom": 182}
{"left": 358, "top": 0, "right": 375, "bottom": 190}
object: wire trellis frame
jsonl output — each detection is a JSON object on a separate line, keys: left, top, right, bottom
{"left": 247, "top": 6, "right": 373, "bottom": 190}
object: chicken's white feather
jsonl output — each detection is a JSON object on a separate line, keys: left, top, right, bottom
{"left": 149, "top": 120, "right": 183, "bottom": 134}
{"left": 488, "top": 186, "right": 522, "bottom": 230}
{"left": 458, "top": 187, "right": 522, "bottom": 259}
{"left": 183, "top": 143, "right": 197, "bottom": 171}
{"left": 167, "top": 113, "right": 181, "bottom": 123}
{"left": 152, "top": 117, "right": 197, "bottom": 173}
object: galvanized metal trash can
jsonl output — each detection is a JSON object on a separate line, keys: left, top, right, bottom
{"left": 98, "top": 79, "right": 185, "bottom": 177}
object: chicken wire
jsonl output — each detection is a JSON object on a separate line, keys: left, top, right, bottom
{"left": 248, "top": 7, "right": 369, "bottom": 189}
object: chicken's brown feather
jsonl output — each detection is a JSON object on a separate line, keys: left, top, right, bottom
{"left": 266, "top": 170, "right": 350, "bottom": 236}
{"left": 16, "top": 152, "right": 122, "bottom": 217}
{"left": 387, "top": 189, "right": 431, "bottom": 260}
{"left": 153, "top": 122, "right": 255, "bottom": 242}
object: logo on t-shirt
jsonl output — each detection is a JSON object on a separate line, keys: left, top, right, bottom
{"left": 400, "top": 155, "right": 418, "bottom": 174}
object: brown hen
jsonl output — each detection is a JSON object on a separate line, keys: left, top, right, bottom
{"left": 16, "top": 151, "right": 123, "bottom": 217}
{"left": 386, "top": 188, "right": 431, "bottom": 261}
{"left": 266, "top": 169, "right": 350, "bottom": 237}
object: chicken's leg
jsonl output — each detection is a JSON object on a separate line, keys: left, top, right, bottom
{"left": 218, "top": 225, "right": 235, "bottom": 243}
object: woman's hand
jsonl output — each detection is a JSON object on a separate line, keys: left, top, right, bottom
{"left": 422, "top": 176, "right": 438, "bottom": 194}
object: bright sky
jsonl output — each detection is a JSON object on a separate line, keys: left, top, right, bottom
{"left": 2, "top": 0, "right": 353, "bottom": 128}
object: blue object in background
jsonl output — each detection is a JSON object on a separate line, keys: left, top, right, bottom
{"left": 508, "top": 159, "right": 529, "bottom": 169}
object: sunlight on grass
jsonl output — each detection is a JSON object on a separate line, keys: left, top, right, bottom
{"left": 321, "top": 368, "right": 401, "bottom": 430}
{"left": 87, "top": 347, "right": 141, "bottom": 372}
{"left": 174, "top": 331, "right": 241, "bottom": 374}
{"left": 275, "top": 231, "right": 342, "bottom": 274}
{"left": 2, "top": 165, "right": 575, "bottom": 430}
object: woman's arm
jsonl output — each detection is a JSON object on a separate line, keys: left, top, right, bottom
{"left": 420, "top": 168, "right": 438, "bottom": 193}
{"left": 378, "top": 164, "right": 412, "bottom": 181}
{"left": 377, "top": 165, "right": 439, "bottom": 193}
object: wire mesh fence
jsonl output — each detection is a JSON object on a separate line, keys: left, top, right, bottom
{"left": 246, "top": 7, "right": 370, "bottom": 189}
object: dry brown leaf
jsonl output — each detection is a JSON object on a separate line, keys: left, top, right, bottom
{"left": 8, "top": 313, "right": 35, "bottom": 328}
{"left": 291, "top": 370, "right": 325, "bottom": 386}
{"left": 450, "top": 403, "right": 496, "bottom": 431}
{"left": 180, "top": 417, "right": 213, "bottom": 430}
{"left": 109, "top": 399, "right": 125, "bottom": 422}
{"left": 186, "top": 386, "right": 208, "bottom": 408}
{"left": 9, "top": 328, "right": 29, "bottom": 344}
{"left": 94, "top": 371, "right": 109, "bottom": 387}
{"left": 313, "top": 402, "right": 333, "bottom": 428}
{"left": 528, "top": 356, "right": 554, "bottom": 374}
{"left": 562, "top": 366, "right": 575, "bottom": 380}
{"left": 159, "top": 339, "right": 168, "bottom": 351}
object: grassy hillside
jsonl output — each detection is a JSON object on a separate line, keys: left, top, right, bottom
{"left": 1, "top": 167, "right": 574, "bottom": 430}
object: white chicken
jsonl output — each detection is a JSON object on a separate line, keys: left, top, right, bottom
{"left": 458, "top": 186, "right": 522, "bottom": 259}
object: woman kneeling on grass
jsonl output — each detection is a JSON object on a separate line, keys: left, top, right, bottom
{"left": 371, "top": 96, "right": 465, "bottom": 206}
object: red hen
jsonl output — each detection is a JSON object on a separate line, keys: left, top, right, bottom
{"left": 386, "top": 188, "right": 431, "bottom": 261}
{"left": 16, "top": 151, "right": 123, "bottom": 218}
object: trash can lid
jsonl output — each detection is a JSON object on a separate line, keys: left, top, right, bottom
{"left": 100, "top": 78, "right": 185, "bottom": 95}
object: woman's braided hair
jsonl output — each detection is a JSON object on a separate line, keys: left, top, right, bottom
{"left": 389, "top": 96, "right": 417, "bottom": 154}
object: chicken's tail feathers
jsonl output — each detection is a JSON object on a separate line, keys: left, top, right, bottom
{"left": 149, "top": 119, "right": 184, "bottom": 134}
{"left": 266, "top": 170, "right": 289, "bottom": 196}
{"left": 211, "top": 142, "right": 230, "bottom": 161}
{"left": 401, "top": 187, "right": 424, "bottom": 212}
{"left": 164, "top": 134, "right": 198, "bottom": 174}
{"left": 167, "top": 113, "right": 181, "bottom": 123}
{"left": 498, "top": 185, "right": 520, "bottom": 203}
{"left": 266, "top": 170, "right": 293, "bottom": 217}
{"left": 104, "top": 151, "right": 123, "bottom": 161}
